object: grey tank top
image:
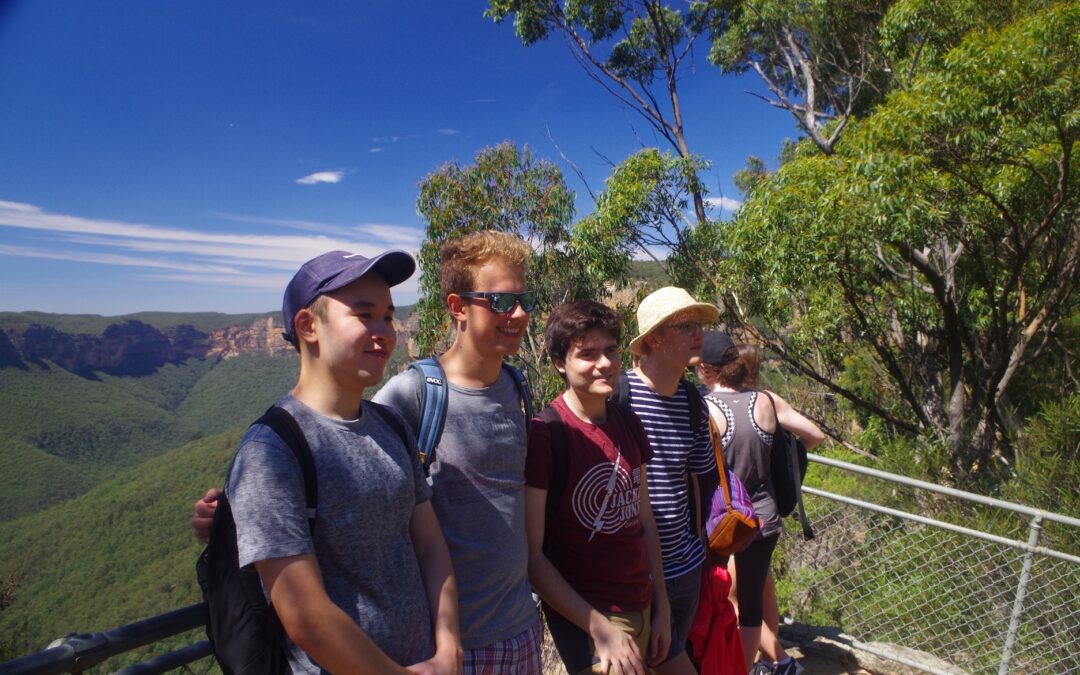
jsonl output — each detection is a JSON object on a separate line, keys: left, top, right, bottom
{"left": 705, "top": 390, "right": 782, "bottom": 537}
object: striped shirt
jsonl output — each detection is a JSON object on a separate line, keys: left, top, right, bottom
{"left": 625, "top": 369, "right": 717, "bottom": 579}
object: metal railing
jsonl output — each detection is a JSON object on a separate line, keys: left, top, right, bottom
{"left": 776, "top": 453, "right": 1080, "bottom": 675}
{"left": 0, "top": 604, "right": 210, "bottom": 675}
{"left": 4, "top": 456, "right": 1077, "bottom": 674}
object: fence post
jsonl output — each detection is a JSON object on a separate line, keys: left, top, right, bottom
{"left": 997, "top": 513, "right": 1043, "bottom": 675}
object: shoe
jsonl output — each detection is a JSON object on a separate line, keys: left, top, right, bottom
{"left": 773, "top": 657, "right": 805, "bottom": 675}
{"left": 749, "top": 660, "right": 776, "bottom": 675}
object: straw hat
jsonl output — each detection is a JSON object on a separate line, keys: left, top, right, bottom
{"left": 629, "top": 287, "right": 720, "bottom": 355}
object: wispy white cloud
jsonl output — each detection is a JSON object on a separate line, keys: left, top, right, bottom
{"left": 369, "top": 147, "right": 384, "bottom": 153}
{"left": 295, "top": 170, "right": 345, "bottom": 185}
{"left": 356, "top": 225, "right": 424, "bottom": 247}
{"left": 0, "top": 244, "right": 245, "bottom": 275}
{"left": 704, "top": 196, "right": 742, "bottom": 214}
{"left": 436, "top": 128, "right": 460, "bottom": 136}
{"left": 214, "top": 212, "right": 424, "bottom": 248}
{"left": 0, "top": 200, "right": 423, "bottom": 293}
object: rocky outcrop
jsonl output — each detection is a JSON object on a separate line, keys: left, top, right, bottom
{"left": 0, "top": 317, "right": 294, "bottom": 376}
{"left": 206, "top": 316, "right": 292, "bottom": 359}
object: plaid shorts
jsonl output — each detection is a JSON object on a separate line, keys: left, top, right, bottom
{"left": 463, "top": 619, "right": 544, "bottom": 675}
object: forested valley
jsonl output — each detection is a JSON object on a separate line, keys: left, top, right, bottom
{"left": 1, "top": 0, "right": 1077, "bottom": 670}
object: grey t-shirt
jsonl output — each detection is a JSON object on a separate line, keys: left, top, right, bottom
{"left": 374, "top": 367, "right": 537, "bottom": 649}
{"left": 227, "top": 395, "right": 435, "bottom": 672}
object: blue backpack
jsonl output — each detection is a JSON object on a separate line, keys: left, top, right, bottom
{"left": 408, "top": 357, "right": 533, "bottom": 475}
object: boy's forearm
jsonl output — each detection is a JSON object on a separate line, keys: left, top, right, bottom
{"left": 259, "top": 555, "right": 408, "bottom": 674}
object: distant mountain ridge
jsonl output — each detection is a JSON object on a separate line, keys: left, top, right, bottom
{"left": 0, "top": 316, "right": 292, "bottom": 377}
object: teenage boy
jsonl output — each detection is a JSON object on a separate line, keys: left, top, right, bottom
{"left": 623, "top": 287, "right": 722, "bottom": 675}
{"left": 373, "top": 230, "right": 541, "bottom": 673}
{"left": 224, "top": 250, "right": 461, "bottom": 673}
{"left": 526, "top": 300, "right": 671, "bottom": 675}
{"left": 192, "top": 232, "right": 540, "bottom": 673}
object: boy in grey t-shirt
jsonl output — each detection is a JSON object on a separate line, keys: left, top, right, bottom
{"left": 194, "top": 233, "right": 540, "bottom": 673}
{"left": 224, "top": 250, "right": 461, "bottom": 673}
{"left": 374, "top": 231, "right": 542, "bottom": 673}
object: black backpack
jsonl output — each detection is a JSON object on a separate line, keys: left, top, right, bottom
{"left": 196, "top": 402, "right": 409, "bottom": 674}
{"left": 761, "top": 392, "right": 814, "bottom": 539}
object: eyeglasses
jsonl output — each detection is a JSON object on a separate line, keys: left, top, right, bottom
{"left": 665, "top": 321, "right": 704, "bottom": 335}
{"left": 459, "top": 291, "right": 538, "bottom": 314}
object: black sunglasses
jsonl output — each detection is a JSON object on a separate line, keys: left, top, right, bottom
{"left": 459, "top": 291, "right": 538, "bottom": 314}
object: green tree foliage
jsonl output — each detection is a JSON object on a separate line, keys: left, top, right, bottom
{"left": 879, "top": 0, "right": 1058, "bottom": 85}
{"left": 414, "top": 142, "right": 586, "bottom": 404}
{"left": 0, "top": 429, "right": 238, "bottom": 668}
{"left": 1005, "top": 391, "right": 1080, "bottom": 551}
{"left": 176, "top": 354, "right": 299, "bottom": 436}
{"left": 704, "top": 0, "right": 893, "bottom": 154}
{"left": 716, "top": 3, "right": 1080, "bottom": 481}
{"left": 486, "top": 0, "right": 716, "bottom": 222}
{"left": 575, "top": 148, "right": 717, "bottom": 291}
{"left": 0, "top": 352, "right": 299, "bottom": 521}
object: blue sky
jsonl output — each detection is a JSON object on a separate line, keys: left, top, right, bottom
{"left": 0, "top": 0, "right": 796, "bottom": 315}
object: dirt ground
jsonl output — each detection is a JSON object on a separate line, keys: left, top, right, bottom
{"left": 540, "top": 627, "right": 933, "bottom": 675}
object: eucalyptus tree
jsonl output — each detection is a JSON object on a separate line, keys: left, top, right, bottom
{"left": 704, "top": 0, "right": 893, "bottom": 155}
{"left": 414, "top": 142, "right": 590, "bottom": 403}
{"left": 714, "top": 3, "right": 1079, "bottom": 480}
{"left": 486, "top": 0, "right": 717, "bottom": 224}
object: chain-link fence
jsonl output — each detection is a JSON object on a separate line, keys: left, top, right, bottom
{"left": 775, "top": 455, "right": 1080, "bottom": 675}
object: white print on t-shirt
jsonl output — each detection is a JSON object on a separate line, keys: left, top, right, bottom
{"left": 571, "top": 464, "right": 642, "bottom": 537}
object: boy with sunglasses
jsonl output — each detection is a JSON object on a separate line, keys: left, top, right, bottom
{"left": 373, "top": 230, "right": 543, "bottom": 673}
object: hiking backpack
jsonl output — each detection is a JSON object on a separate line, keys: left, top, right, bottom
{"left": 761, "top": 391, "right": 814, "bottom": 539}
{"left": 196, "top": 402, "right": 409, "bottom": 674}
{"left": 408, "top": 357, "right": 533, "bottom": 475}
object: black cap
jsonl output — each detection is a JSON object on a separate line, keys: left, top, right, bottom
{"left": 701, "top": 331, "right": 737, "bottom": 365}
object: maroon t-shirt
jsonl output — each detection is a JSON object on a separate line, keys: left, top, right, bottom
{"left": 526, "top": 396, "right": 654, "bottom": 611}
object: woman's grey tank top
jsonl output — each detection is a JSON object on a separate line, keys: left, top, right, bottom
{"left": 705, "top": 390, "right": 782, "bottom": 537}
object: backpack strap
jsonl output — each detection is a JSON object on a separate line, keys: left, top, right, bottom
{"left": 502, "top": 362, "right": 534, "bottom": 424}
{"left": 409, "top": 357, "right": 449, "bottom": 474}
{"left": 681, "top": 378, "right": 703, "bottom": 432}
{"left": 614, "top": 371, "right": 631, "bottom": 408}
{"left": 760, "top": 391, "right": 815, "bottom": 539}
{"left": 408, "top": 358, "right": 534, "bottom": 475}
{"left": 536, "top": 406, "right": 570, "bottom": 554}
{"left": 365, "top": 400, "right": 411, "bottom": 451}
{"left": 251, "top": 406, "right": 318, "bottom": 532}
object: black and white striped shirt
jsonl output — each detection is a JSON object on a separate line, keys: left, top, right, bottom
{"left": 625, "top": 369, "right": 717, "bottom": 579}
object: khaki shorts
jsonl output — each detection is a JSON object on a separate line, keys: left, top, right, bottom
{"left": 544, "top": 605, "right": 652, "bottom": 675}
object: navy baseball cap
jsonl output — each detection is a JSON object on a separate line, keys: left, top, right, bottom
{"left": 281, "top": 249, "right": 416, "bottom": 345}
{"left": 701, "top": 331, "right": 737, "bottom": 365}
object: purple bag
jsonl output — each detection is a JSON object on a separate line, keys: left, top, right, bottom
{"left": 705, "top": 417, "right": 760, "bottom": 557}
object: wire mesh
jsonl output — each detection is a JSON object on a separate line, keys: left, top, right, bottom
{"left": 775, "top": 485, "right": 1080, "bottom": 674}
